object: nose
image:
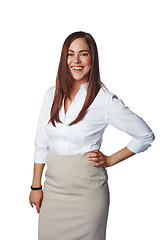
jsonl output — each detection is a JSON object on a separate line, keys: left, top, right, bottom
{"left": 73, "top": 54, "right": 81, "bottom": 64}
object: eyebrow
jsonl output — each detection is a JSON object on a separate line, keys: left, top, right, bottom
{"left": 68, "top": 49, "right": 90, "bottom": 53}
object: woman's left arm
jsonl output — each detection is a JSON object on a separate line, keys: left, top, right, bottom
{"left": 105, "top": 146, "right": 135, "bottom": 167}
{"left": 86, "top": 91, "right": 155, "bottom": 167}
{"left": 86, "top": 147, "right": 135, "bottom": 167}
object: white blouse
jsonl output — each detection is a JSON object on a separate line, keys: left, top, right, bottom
{"left": 33, "top": 81, "right": 155, "bottom": 164}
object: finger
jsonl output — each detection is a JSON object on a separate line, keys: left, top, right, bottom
{"left": 87, "top": 149, "right": 99, "bottom": 153}
{"left": 91, "top": 158, "right": 104, "bottom": 166}
{"left": 36, "top": 203, "right": 40, "bottom": 213}
{"left": 94, "top": 160, "right": 105, "bottom": 166}
{"left": 90, "top": 149, "right": 99, "bottom": 152}
{"left": 87, "top": 157, "right": 99, "bottom": 161}
{"left": 91, "top": 162, "right": 100, "bottom": 166}
{"left": 37, "top": 208, "right": 40, "bottom": 214}
{"left": 37, "top": 200, "right": 43, "bottom": 214}
{"left": 88, "top": 150, "right": 99, "bottom": 154}
{"left": 29, "top": 201, "right": 34, "bottom": 208}
{"left": 98, "top": 161, "right": 105, "bottom": 166}
{"left": 99, "top": 158, "right": 103, "bottom": 163}
{"left": 86, "top": 152, "right": 97, "bottom": 158}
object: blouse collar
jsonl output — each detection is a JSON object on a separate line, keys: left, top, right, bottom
{"left": 81, "top": 81, "right": 89, "bottom": 91}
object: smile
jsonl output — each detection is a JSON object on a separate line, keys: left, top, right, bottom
{"left": 71, "top": 66, "right": 84, "bottom": 70}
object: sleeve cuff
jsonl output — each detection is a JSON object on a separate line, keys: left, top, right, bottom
{"left": 34, "top": 149, "right": 49, "bottom": 164}
{"left": 127, "top": 132, "right": 155, "bottom": 153}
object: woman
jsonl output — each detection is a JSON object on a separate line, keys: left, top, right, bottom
{"left": 29, "top": 31, "right": 155, "bottom": 240}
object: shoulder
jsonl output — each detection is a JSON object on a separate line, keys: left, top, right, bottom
{"left": 44, "top": 85, "right": 56, "bottom": 101}
{"left": 100, "top": 86, "right": 118, "bottom": 101}
{"left": 46, "top": 85, "right": 56, "bottom": 96}
{"left": 100, "top": 87, "right": 126, "bottom": 114}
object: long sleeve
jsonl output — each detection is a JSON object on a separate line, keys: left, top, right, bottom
{"left": 105, "top": 91, "right": 155, "bottom": 153}
{"left": 33, "top": 90, "right": 49, "bottom": 164}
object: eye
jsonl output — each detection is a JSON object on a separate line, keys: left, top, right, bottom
{"left": 67, "top": 53, "right": 73, "bottom": 56}
{"left": 81, "top": 53, "right": 88, "bottom": 56}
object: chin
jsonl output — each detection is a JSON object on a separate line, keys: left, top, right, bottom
{"left": 72, "top": 74, "right": 89, "bottom": 82}
{"left": 72, "top": 76, "right": 85, "bottom": 81}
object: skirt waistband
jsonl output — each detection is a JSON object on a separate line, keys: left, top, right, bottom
{"left": 47, "top": 149, "right": 95, "bottom": 165}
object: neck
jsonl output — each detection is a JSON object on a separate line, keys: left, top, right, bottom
{"left": 72, "top": 80, "right": 88, "bottom": 91}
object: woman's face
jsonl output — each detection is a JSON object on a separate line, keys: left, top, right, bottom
{"left": 67, "top": 38, "right": 91, "bottom": 83}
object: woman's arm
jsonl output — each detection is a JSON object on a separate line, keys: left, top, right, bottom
{"left": 32, "top": 163, "right": 45, "bottom": 187}
{"left": 87, "top": 91, "right": 155, "bottom": 168}
{"left": 106, "top": 146, "right": 135, "bottom": 167}
{"left": 105, "top": 91, "right": 155, "bottom": 154}
{"left": 30, "top": 89, "right": 51, "bottom": 212}
{"left": 29, "top": 163, "right": 45, "bottom": 214}
{"left": 86, "top": 147, "right": 135, "bottom": 167}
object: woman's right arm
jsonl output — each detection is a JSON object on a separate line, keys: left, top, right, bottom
{"left": 29, "top": 163, "right": 45, "bottom": 214}
{"left": 30, "top": 88, "right": 54, "bottom": 212}
{"left": 29, "top": 89, "right": 50, "bottom": 213}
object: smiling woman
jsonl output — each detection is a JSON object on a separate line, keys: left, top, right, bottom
{"left": 29, "top": 31, "right": 155, "bottom": 240}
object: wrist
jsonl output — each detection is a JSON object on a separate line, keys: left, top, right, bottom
{"left": 32, "top": 180, "right": 42, "bottom": 188}
{"left": 31, "top": 185, "right": 42, "bottom": 191}
{"left": 31, "top": 182, "right": 42, "bottom": 190}
{"left": 31, "top": 183, "right": 42, "bottom": 188}
{"left": 105, "top": 155, "right": 112, "bottom": 167}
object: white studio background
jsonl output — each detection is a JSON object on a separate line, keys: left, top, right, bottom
{"left": 0, "top": 0, "right": 159, "bottom": 239}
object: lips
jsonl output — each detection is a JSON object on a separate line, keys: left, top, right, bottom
{"left": 70, "top": 66, "right": 84, "bottom": 73}
{"left": 71, "top": 66, "right": 84, "bottom": 70}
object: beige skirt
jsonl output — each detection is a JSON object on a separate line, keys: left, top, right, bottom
{"left": 38, "top": 149, "right": 110, "bottom": 240}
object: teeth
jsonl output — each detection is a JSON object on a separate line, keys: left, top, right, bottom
{"left": 72, "top": 67, "right": 83, "bottom": 70}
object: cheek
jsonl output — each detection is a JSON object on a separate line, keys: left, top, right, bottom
{"left": 67, "top": 57, "right": 71, "bottom": 66}
{"left": 86, "top": 58, "right": 91, "bottom": 69}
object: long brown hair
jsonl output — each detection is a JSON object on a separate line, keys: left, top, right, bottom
{"left": 48, "top": 31, "right": 107, "bottom": 127}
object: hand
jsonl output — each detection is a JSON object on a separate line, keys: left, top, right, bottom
{"left": 86, "top": 149, "right": 111, "bottom": 168}
{"left": 29, "top": 189, "right": 43, "bottom": 214}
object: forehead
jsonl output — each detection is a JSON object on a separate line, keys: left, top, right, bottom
{"left": 68, "top": 38, "right": 90, "bottom": 51}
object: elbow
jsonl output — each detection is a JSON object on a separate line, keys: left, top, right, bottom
{"left": 151, "top": 132, "right": 155, "bottom": 142}
{"left": 127, "top": 131, "right": 155, "bottom": 154}
{"left": 140, "top": 131, "right": 155, "bottom": 152}
{"left": 147, "top": 131, "right": 155, "bottom": 146}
